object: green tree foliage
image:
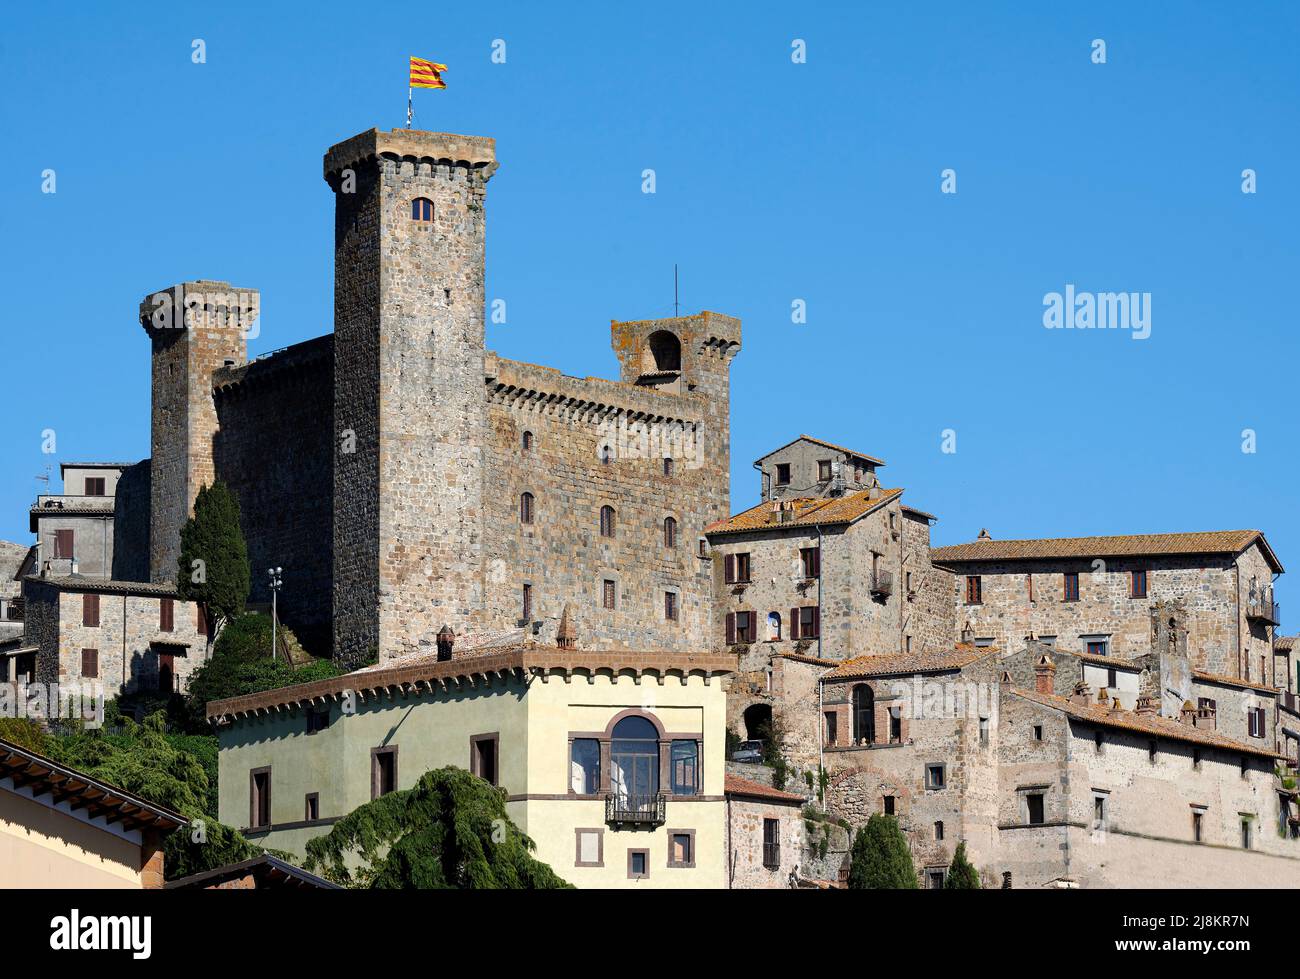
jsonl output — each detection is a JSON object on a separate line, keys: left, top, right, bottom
{"left": 303, "top": 767, "right": 572, "bottom": 889}
{"left": 847, "top": 813, "right": 918, "bottom": 889}
{"left": 45, "top": 711, "right": 271, "bottom": 880}
{"left": 944, "top": 840, "right": 982, "bottom": 889}
{"left": 177, "top": 613, "right": 340, "bottom": 734}
{"left": 0, "top": 718, "right": 48, "bottom": 753}
{"left": 177, "top": 482, "right": 250, "bottom": 644}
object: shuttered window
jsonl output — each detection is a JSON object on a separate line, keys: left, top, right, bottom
{"left": 82, "top": 593, "right": 99, "bottom": 627}
{"left": 159, "top": 598, "right": 174, "bottom": 632}
{"left": 54, "top": 529, "right": 74, "bottom": 559}
{"left": 80, "top": 648, "right": 98, "bottom": 678}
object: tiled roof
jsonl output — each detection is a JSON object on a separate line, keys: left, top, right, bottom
{"left": 1071, "top": 649, "right": 1140, "bottom": 669}
{"left": 706, "top": 488, "right": 903, "bottom": 536}
{"left": 1011, "top": 688, "right": 1281, "bottom": 760}
{"left": 208, "top": 645, "right": 736, "bottom": 721}
{"left": 755, "top": 435, "right": 886, "bottom": 468}
{"left": 724, "top": 773, "right": 806, "bottom": 804}
{"left": 24, "top": 575, "right": 180, "bottom": 598}
{"left": 932, "top": 530, "right": 1282, "bottom": 573}
{"left": 1276, "top": 636, "right": 1298, "bottom": 653}
{"left": 58, "top": 462, "right": 136, "bottom": 472}
{"left": 901, "top": 504, "right": 937, "bottom": 522}
{"left": 821, "top": 644, "right": 997, "bottom": 681}
{"left": 0, "top": 737, "right": 187, "bottom": 832}
{"left": 1192, "top": 670, "right": 1279, "bottom": 696}
{"left": 166, "top": 854, "right": 341, "bottom": 890}
{"left": 777, "top": 652, "right": 837, "bottom": 668}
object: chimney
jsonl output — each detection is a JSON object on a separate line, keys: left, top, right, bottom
{"left": 999, "top": 670, "right": 1013, "bottom": 694}
{"left": 960, "top": 621, "right": 974, "bottom": 644}
{"left": 977, "top": 528, "right": 992, "bottom": 541}
{"left": 1071, "top": 681, "right": 1093, "bottom": 707}
{"left": 436, "top": 625, "right": 455, "bottom": 662}
{"left": 1179, "top": 700, "right": 1197, "bottom": 726}
{"left": 556, "top": 604, "right": 577, "bottom": 650}
{"left": 1135, "top": 695, "right": 1158, "bottom": 716}
{"left": 1034, "top": 653, "right": 1056, "bottom": 695}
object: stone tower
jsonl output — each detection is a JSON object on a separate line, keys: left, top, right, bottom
{"left": 139, "top": 281, "right": 256, "bottom": 584}
{"left": 324, "top": 129, "right": 498, "bottom": 666}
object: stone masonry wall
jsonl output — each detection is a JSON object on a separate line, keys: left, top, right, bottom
{"left": 946, "top": 550, "right": 1271, "bottom": 678}
{"left": 140, "top": 282, "right": 252, "bottom": 585}
{"left": 213, "top": 337, "right": 335, "bottom": 655}
{"left": 328, "top": 130, "right": 495, "bottom": 666}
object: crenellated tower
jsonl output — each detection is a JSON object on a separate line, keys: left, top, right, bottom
{"left": 324, "top": 128, "right": 498, "bottom": 666}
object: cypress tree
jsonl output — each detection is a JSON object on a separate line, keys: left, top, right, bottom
{"left": 944, "top": 840, "right": 982, "bottom": 889}
{"left": 177, "top": 481, "right": 250, "bottom": 647}
{"left": 847, "top": 813, "right": 918, "bottom": 888}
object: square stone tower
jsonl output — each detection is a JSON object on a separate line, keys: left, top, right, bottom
{"left": 139, "top": 281, "right": 257, "bottom": 584}
{"left": 324, "top": 129, "right": 498, "bottom": 666}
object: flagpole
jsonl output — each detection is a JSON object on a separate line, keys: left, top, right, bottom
{"left": 407, "top": 86, "right": 413, "bottom": 129}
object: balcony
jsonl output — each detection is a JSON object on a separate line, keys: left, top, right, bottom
{"left": 871, "top": 570, "right": 893, "bottom": 597}
{"left": 605, "top": 793, "right": 667, "bottom": 828}
{"left": 1247, "top": 591, "right": 1281, "bottom": 627}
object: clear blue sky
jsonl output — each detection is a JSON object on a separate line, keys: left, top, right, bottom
{"left": 2, "top": 2, "right": 1297, "bottom": 609}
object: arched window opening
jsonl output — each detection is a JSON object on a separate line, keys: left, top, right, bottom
{"left": 767, "top": 612, "right": 782, "bottom": 642}
{"left": 853, "top": 684, "right": 875, "bottom": 745}
{"left": 411, "top": 197, "right": 434, "bottom": 222}
{"left": 611, "top": 715, "right": 659, "bottom": 808}
{"left": 520, "top": 492, "right": 535, "bottom": 525}
{"left": 600, "top": 505, "right": 616, "bottom": 538}
{"left": 663, "top": 457, "right": 674, "bottom": 477}
{"left": 664, "top": 516, "right": 677, "bottom": 548}
{"left": 644, "top": 330, "right": 682, "bottom": 373}
{"left": 601, "top": 444, "right": 612, "bottom": 465}
{"left": 522, "top": 430, "right": 533, "bottom": 453}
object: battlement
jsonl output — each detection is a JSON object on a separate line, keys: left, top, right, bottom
{"left": 139, "top": 280, "right": 259, "bottom": 338}
{"left": 323, "top": 128, "right": 497, "bottom": 187}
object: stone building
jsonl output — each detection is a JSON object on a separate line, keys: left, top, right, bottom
{"left": 932, "top": 529, "right": 1282, "bottom": 684}
{"left": 814, "top": 643, "right": 1300, "bottom": 888}
{"left": 706, "top": 436, "right": 952, "bottom": 757}
{"left": 128, "top": 127, "right": 738, "bottom": 666}
{"left": 0, "top": 540, "right": 31, "bottom": 623}
{"left": 724, "top": 772, "right": 806, "bottom": 888}
{"left": 27, "top": 462, "right": 137, "bottom": 579}
{"left": 18, "top": 576, "right": 206, "bottom": 697}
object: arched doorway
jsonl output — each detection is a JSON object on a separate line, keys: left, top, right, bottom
{"left": 743, "top": 702, "right": 773, "bottom": 742}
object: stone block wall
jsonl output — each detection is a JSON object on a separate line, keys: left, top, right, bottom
{"left": 945, "top": 550, "right": 1269, "bottom": 677}
{"left": 480, "top": 344, "right": 732, "bottom": 654}
{"left": 140, "top": 282, "right": 253, "bottom": 585}
{"left": 25, "top": 579, "right": 206, "bottom": 697}
{"left": 727, "top": 795, "right": 804, "bottom": 888}
{"left": 213, "top": 337, "right": 334, "bottom": 655}
{"left": 111, "top": 461, "right": 151, "bottom": 583}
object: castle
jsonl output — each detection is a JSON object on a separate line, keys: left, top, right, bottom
{"left": 139, "top": 128, "right": 738, "bottom": 667}
{"left": 6, "top": 124, "right": 1299, "bottom": 888}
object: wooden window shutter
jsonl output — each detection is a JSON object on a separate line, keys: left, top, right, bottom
{"left": 81, "top": 648, "right": 98, "bottom": 678}
{"left": 160, "top": 598, "right": 174, "bottom": 631}
{"left": 725, "top": 612, "right": 736, "bottom": 645}
{"left": 790, "top": 608, "right": 800, "bottom": 641}
{"left": 83, "top": 593, "right": 99, "bottom": 627}
{"left": 196, "top": 604, "right": 207, "bottom": 635}
{"left": 724, "top": 554, "right": 735, "bottom": 584}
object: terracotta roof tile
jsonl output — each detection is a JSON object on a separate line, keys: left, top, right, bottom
{"left": 1192, "top": 670, "right": 1279, "bottom": 695}
{"left": 1276, "top": 636, "right": 1298, "bottom": 653}
{"left": 932, "top": 529, "right": 1282, "bottom": 573}
{"left": 724, "top": 773, "right": 806, "bottom": 803}
{"left": 821, "top": 643, "right": 997, "bottom": 681}
{"left": 1011, "top": 687, "right": 1281, "bottom": 759}
{"left": 706, "top": 488, "right": 903, "bottom": 536}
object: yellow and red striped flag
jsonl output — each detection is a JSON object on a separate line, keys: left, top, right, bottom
{"left": 409, "top": 57, "right": 447, "bottom": 90}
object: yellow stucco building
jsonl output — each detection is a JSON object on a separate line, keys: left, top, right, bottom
{"left": 208, "top": 644, "right": 735, "bottom": 888}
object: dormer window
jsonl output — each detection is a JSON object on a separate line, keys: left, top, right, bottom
{"left": 411, "top": 197, "right": 434, "bottom": 222}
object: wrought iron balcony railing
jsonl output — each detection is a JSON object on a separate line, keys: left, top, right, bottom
{"left": 605, "top": 793, "right": 667, "bottom": 827}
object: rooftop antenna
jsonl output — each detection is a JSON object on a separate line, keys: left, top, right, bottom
{"left": 35, "top": 464, "right": 51, "bottom": 493}
{"left": 674, "top": 264, "right": 679, "bottom": 317}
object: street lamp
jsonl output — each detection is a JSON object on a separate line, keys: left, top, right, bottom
{"left": 268, "top": 567, "right": 283, "bottom": 661}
